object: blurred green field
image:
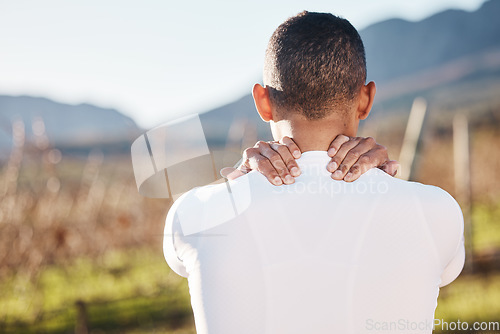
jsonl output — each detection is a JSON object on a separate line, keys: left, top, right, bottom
{"left": 472, "top": 202, "right": 500, "bottom": 252}
{"left": 0, "top": 248, "right": 195, "bottom": 333}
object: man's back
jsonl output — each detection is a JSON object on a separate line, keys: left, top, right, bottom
{"left": 164, "top": 151, "right": 464, "bottom": 334}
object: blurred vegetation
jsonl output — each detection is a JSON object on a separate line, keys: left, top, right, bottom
{"left": 0, "top": 125, "right": 196, "bottom": 332}
{"left": 0, "top": 248, "right": 194, "bottom": 333}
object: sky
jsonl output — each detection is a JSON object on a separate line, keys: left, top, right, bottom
{"left": 0, "top": 0, "right": 488, "bottom": 129}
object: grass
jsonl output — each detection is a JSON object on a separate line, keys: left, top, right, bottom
{"left": 0, "top": 248, "right": 195, "bottom": 333}
{"left": 436, "top": 274, "right": 500, "bottom": 323}
{"left": 472, "top": 202, "right": 500, "bottom": 252}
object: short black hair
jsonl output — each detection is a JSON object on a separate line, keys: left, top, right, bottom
{"left": 264, "top": 11, "right": 366, "bottom": 120}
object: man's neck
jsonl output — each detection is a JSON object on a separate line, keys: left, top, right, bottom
{"left": 271, "top": 114, "right": 358, "bottom": 152}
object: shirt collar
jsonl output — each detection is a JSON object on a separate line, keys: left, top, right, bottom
{"left": 295, "top": 151, "right": 332, "bottom": 176}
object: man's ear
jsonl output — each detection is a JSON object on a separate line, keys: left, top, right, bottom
{"left": 357, "top": 81, "right": 376, "bottom": 120}
{"left": 252, "top": 83, "right": 273, "bottom": 122}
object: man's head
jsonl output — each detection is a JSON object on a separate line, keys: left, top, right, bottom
{"left": 263, "top": 11, "right": 367, "bottom": 120}
{"left": 252, "top": 11, "right": 376, "bottom": 150}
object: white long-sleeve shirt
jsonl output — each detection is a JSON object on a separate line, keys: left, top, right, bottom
{"left": 164, "top": 150, "right": 465, "bottom": 334}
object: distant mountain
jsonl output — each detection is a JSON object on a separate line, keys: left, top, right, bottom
{"left": 197, "top": 0, "right": 500, "bottom": 145}
{"left": 199, "top": 95, "right": 273, "bottom": 146}
{"left": 0, "top": 95, "right": 141, "bottom": 157}
{"left": 362, "top": 0, "right": 500, "bottom": 84}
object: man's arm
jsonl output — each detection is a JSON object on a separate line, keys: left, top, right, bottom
{"left": 438, "top": 192, "right": 466, "bottom": 287}
{"left": 163, "top": 202, "right": 188, "bottom": 278}
{"left": 222, "top": 135, "right": 399, "bottom": 184}
{"left": 440, "top": 236, "right": 465, "bottom": 287}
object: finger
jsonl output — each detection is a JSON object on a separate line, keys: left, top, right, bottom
{"left": 221, "top": 167, "right": 247, "bottom": 180}
{"left": 233, "top": 157, "right": 252, "bottom": 174}
{"left": 343, "top": 153, "right": 378, "bottom": 182}
{"left": 344, "top": 144, "right": 390, "bottom": 182}
{"left": 243, "top": 143, "right": 291, "bottom": 185}
{"left": 280, "top": 136, "right": 301, "bottom": 159}
{"left": 221, "top": 166, "right": 249, "bottom": 180}
{"left": 380, "top": 160, "right": 399, "bottom": 177}
{"left": 238, "top": 164, "right": 252, "bottom": 174}
{"left": 247, "top": 155, "right": 284, "bottom": 185}
{"left": 220, "top": 167, "right": 237, "bottom": 179}
{"left": 330, "top": 137, "right": 376, "bottom": 180}
{"left": 253, "top": 141, "right": 295, "bottom": 184}
{"left": 327, "top": 134, "right": 351, "bottom": 157}
{"left": 270, "top": 141, "right": 301, "bottom": 177}
{"left": 327, "top": 137, "right": 363, "bottom": 175}
{"left": 242, "top": 146, "right": 283, "bottom": 186}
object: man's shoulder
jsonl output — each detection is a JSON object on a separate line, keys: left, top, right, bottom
{"left": 363, "top": 169, "right": 462, "bottom": 216}
{"left": 173, "top": 173, "right": 257, "bottom": 207}
{"left": 381, "top": 172, "right": 463, "bottom": 228}
{"left": 367, "top": 169, "right": 456, "bottom": 200}
{"left": 172, "top": 182, "right": 228, "bottom": 210}
{"left": 401, "top": 177, "right": 460, "bottom": 208}
{"left": 167, "top": 174, "right": 255, "bottom": 235}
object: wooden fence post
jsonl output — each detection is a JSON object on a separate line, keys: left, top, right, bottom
{"left": 75, "top": 300, "right": 89, "bottom": 334}
{"left": 453, "top": 113, "right": 473, "bottom": 272}
{"left": 399, "top": 97, "right": 427, "bottom": 181}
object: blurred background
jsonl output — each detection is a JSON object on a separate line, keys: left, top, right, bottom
{"left": 1, "top": 0, "right": 499, "bottom": 333}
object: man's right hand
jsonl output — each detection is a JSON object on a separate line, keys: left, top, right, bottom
{"left": 221, "top": 135, "right": 399, "bottom": 185}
